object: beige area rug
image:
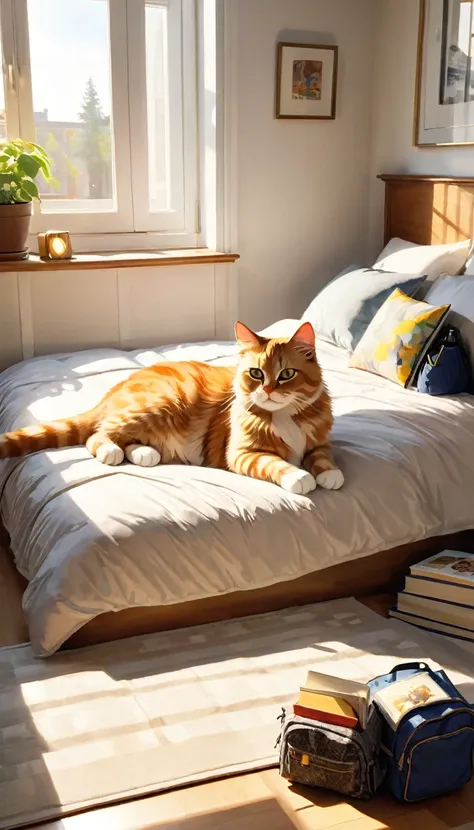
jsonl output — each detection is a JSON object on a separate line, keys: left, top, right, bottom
{"left": 2, "top": 597, "right": 474, "bottom": 829}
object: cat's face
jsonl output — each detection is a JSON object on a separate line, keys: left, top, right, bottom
{"left": 234, "top": 321, "right": 323, "bottom": 413}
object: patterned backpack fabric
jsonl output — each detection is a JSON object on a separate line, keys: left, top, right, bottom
{"left": 276, "top": 706, "right": 386, "bottom": 800}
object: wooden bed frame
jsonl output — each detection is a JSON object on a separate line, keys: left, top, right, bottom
{"left": 11, "top": 173, "right": 474, "bottom": 649}
{"left": 378, "top": 173, "right": 474, "bottom": 246}
{"left": 66, "top": 532, "right": 474, "bottom": 648}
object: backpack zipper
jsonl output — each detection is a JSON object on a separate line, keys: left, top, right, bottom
{"left": 274, "top": 707, "right": 286, "bottom": 748}
{"left": 289, "top": 748, "right": 358, "bottom": 768}
{"left": 283, "top": 718, "right": 371, "bottom": 771}
{"left": 397, "top": 703, "right": 474, "bottom": 770}
{"left": 403, "top": 726, "right": 474, "bottom": 801}
{"left": 289, "top": 748, "right": 358, "bottom": 774}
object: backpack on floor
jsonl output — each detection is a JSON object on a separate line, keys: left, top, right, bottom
{"left": 367, "top": 661, "right": 474, "bottom": 802}
{"left": 276, "top": 706, "right": 386, "bottom": 800}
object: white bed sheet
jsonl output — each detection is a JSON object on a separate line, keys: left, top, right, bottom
{"left": 1, "top": 321, "right": 474, "bottom": 657}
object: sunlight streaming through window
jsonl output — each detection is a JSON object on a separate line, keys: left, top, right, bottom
{"left": 27, "top": 0, "right": 115, "bottom": 212}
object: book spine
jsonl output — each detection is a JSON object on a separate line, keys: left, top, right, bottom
{"left": 403, "top": 585, "right": 473, "bottom": 610}
{"left": 393, "top": 603, "right": 472, "bottom": 630}
{"left": 410, "top": 568, "right": 472, "bottom": 588}
{"left": 389, "top": 606, "right": 474, "bottom": 642}
{"left": 405, "top": 574, "right": 448, "bottom": 591}
{"left": 293, "top": 704, "right": 358, "bottom": 729}
{"left": 399, "top": 594, "right": 474, "bottom": 631}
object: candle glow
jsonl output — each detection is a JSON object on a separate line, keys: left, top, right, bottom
{"left": 37, "top": 231, "right": 72, "bottom": 260}
{"left": 50, "top": 236, "right": 67, "bottom": 257}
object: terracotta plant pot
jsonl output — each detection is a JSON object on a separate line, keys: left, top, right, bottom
{"left": 0, "top": 202, "right": 32, "bottom": 261}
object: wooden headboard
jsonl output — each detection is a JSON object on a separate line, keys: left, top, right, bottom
{"left": 378, "top": 174, "right": 474, "bottom": 247}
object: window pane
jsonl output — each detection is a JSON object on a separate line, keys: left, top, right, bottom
{"left": 441, "top": 0, "right": 474, "bottom": 104}
{"left": 146, "top": 3, "right": 169, "bottom": 212}
{"left": 27, "top": 0, "right": 115, "bottom": 212}
{"left": 0, "top": 24, "right": 6, "bottom": 141}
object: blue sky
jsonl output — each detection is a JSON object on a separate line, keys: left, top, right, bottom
{"left": 28, "top": 0, "right": 111, "bottom": 122}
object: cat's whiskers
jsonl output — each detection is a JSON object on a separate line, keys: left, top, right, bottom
{"left": 291, "top": 384, "right": 325, "bottom": 415}
{"left": 219, "top": 394, "right": 237, "bottom": 414}
{"left": 292, "top": 395, "right": 310, "bottom": 413}
{"left": 234, "top": 397, "right": 254, "bottom": 416}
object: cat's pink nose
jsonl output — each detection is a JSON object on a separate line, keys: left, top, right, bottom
{"left": 263, "top": 385, "right": 274, "bottom": 395}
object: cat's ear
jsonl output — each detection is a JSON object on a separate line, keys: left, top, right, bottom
{"left": 290, "top": 321, "right": 316, "bottom": 360}
{"left": 235, "top": 321, "right": 263, "bottom": 349}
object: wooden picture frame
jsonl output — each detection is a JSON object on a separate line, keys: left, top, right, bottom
{"left": 275, "top": 42, "right": 338, "bottom": 120}
{"left": 415, "top": 0, "right": 474, "bottom": 147}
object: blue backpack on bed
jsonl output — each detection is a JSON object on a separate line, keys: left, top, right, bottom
{"left": 367, "top": 661, "right": 474, "bottom": 803}
{"left": 417, "top": 325, "right": 471, "bottom": 396}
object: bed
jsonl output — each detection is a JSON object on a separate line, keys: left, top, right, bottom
{"left": 2, "top": 173, "right": 474, "bottom": 657}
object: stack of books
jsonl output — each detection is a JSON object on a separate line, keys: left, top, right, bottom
{"left": 293, "top": 669, "right": 448, "bottom": 731}
{"left": 389, "top": 550, "right": 474, "bottom": 642}
{"left": 294, "top": 670, "right": 371, "bottom": 729}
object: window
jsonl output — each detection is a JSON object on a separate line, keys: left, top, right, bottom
{"left": 0, "top": 0, "right": 198, "bottom": 242}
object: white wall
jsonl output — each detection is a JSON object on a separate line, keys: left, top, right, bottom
{"left": 368, "top": 0, "right": 474, "bottom": 260}
{"left": 236, "top": 0, "right": 376, "bottom": 329}
{"left": 0, "top": 264, "right": 233, "bottom": 371}
{"left": 6, "top": 0, "right": 443, "bottom": 368}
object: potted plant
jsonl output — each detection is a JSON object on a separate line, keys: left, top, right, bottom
{"left": 0, "top": 138, "right": 52, "bottom": 261}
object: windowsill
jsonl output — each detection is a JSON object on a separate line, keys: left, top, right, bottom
{"left": 0, "top": 248, "right": 240, "bottom": 273}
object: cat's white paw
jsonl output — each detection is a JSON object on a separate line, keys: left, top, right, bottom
{"left": 280, "top": 469, "right": 317, "bottom": 495}
{"left": 96, "top": 443, "right": 124, "bottom": 466}
{"left": 125, "top": 444, "right": 161, "bottom": 467}
{"left": 316, "top": 469, "right": 344, "bottom": 490}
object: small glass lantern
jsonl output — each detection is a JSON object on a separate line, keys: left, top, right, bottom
{"left": 37, "top": 231, "right": 73, "bottom": 260}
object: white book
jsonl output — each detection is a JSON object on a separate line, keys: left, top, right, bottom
{"left": 410, "top": 551, "right": 474, "bottom": 588}
{"left": 397, "top": 592, "right": 474, "bottom": 632}
{"left": 404, "top": 574, "right": 473, "bottom": 607}
{"left": 390, "top": 607, "right": 474, "bottom": 643}
{"left": 304, "top": 670, "right": 371, "bottom": 729}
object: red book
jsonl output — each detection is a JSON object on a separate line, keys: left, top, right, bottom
{"left": 293, "top": 689, "right": 358, "bottom": 729}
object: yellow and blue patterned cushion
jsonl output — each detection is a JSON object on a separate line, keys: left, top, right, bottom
{"left": 349, "top": 288, "right": 450, "bottom": 387}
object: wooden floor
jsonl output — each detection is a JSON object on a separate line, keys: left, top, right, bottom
{"left": 2, "top": 549, "right": 474, "bottom": 830}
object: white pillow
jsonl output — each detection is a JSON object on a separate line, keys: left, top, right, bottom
{"left": 463, "top": 254, "right": 474, "bottom": 275}
{"left": 374, "top": 237, "right": 471, "bottom": 279}
{"left": 257, "top": 319, "right": 301, "bottom": 338}
{"left": 425, "top": 274, "right": 474, "bottom": 365}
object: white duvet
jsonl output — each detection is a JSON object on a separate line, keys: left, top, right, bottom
{"left": 1, "top": 320, "right": 474, "bottom": 657}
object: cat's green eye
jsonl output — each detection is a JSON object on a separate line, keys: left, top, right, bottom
{"left": 249, "top": 368, "right": 264, "bottom": 381}
{"left": 278, "top": 368, "right": 296, "bottom": 382}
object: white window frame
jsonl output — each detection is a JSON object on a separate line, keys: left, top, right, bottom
{"left": 0, "top": 0, "right": 199, "bottom": 248}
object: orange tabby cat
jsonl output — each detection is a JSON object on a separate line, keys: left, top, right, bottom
{"left": 0, "top": 321, "right": 343, "bottom": 495}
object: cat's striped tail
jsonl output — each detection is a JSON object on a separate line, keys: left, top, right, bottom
{"left": 0, "top": 412, "right": 97, "bottom": 459}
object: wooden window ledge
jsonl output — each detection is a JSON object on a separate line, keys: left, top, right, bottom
{"left": 0, "top": 249, "right": 240, "bottom": 272}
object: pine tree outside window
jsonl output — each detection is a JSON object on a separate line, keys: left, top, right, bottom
{"left": 0, "top": 0, "right": 198, "bottom": 243}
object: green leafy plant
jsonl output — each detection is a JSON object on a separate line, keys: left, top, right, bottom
{"left": 0, "top": 139, "right": 52, "bottom": 204}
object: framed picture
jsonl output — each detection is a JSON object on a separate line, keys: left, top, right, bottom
{"left": 275, "top": 42, "right": 338, "bottom": 120}
{"left": 415, "top": 0, "right": 474, "bottom": 146}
